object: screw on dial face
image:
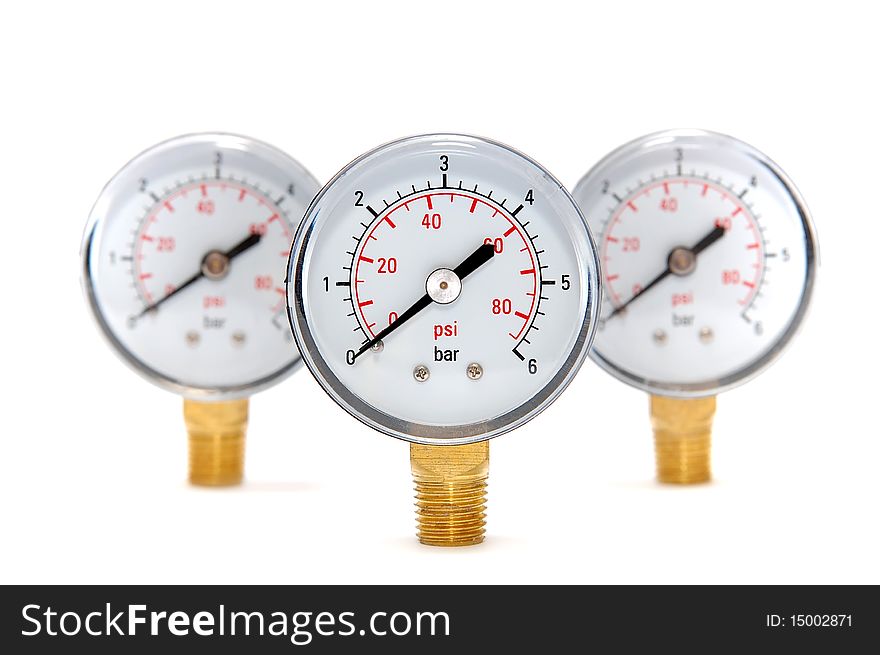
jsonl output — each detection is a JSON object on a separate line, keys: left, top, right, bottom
{"left": 573, "top": 129, "right": 818, "bottom": 396}
{"left": 81, "top": 133, "right": 321, "bottom": 399}
{"left": 288, "top": 134, "right": 601, "bottom": 444}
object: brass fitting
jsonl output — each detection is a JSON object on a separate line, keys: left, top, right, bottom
{"left": 410, "top": 441, "right": 489, "bottom": 547}
{"left": 650, "top": 395, "right": 716, "bottom": 484}
{"left": 183, "top": 398, "right": 249, "bottom": 487}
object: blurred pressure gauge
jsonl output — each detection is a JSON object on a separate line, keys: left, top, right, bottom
{"left": 82, "top": 133, "right": 320, "bottom": 485}
{"left": 573, "top": 129, "right": 818, "bottom": 483}
{"left": 289, "top": 134, "right": 600, "bottom": 545}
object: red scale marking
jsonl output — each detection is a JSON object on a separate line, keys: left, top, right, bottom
{"left": 275, "top": 287, "right": 285, "bottom": 295}
{"left": 627, "top": 201, "right": 638, "bottom": 212}
{"left": 602, "top": 178, "right": 764, "bottom": 309}
{"left": 514, "top": 311, "right": 529, "bottom": 320}
{"left": 352, "top": 191, "right": 538, "bottom": 339}
{"left": 383, "top": 216, "right": 397, "bottom": 229}
{"left": 358, "top": 300, "right": 374, "bottom": 308}
{"left": 133, "top": 180, "right": 288, "bottom": 307}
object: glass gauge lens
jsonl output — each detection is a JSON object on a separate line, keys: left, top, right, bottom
{"left": 289, "top": 134, "right": 600, "bottom": 444}
{"left": 82, "top": 133, "right": 320, "bottom": 398}
{"left": 573, "top": 130, "right": 818, "bottom": 396}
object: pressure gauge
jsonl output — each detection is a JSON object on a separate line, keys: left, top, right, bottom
{"left": 573, "top": 129, "right": 818, "bottom": 482}
{"left": 289, "top": 134, "right": 600, "bottom": 545}
{"left": 82, "top": 133, "right": 320, "bottom": 485}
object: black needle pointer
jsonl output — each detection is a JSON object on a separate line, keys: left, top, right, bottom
{"left": 606, "top": 224, "right": 726, "bottom": 320}
{"left": 353, "top": 242, "right": 495, "bottom": 360}
{"left": 137, "top": 232, "right": 262, "bottom": 318}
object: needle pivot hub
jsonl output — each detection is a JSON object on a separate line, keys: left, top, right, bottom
{"left": 425, "top": 267, "right": 462, "bottom": 304}
{"left": 668, "top": 246, "right": 696, "bottom": 276}
{"left": 201, "top": 250, "right": 231, "bottom": 280}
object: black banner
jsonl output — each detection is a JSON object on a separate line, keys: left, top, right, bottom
{"left": 1, "top": 585, "right": 875, "bottom": 652}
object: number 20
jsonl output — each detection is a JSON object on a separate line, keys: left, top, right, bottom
{"left": 377, "top": 257, "right": 397, "bottom": 274}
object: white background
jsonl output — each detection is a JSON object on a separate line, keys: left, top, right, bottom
{"left": 1, "top": 1, "right": 877, "bottom": 585}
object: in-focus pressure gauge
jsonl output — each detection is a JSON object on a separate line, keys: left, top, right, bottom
{"left": 82, "top": 133, "right": 320, "bottom": 485}
{"left": 573, "top": 129, "right": 818, "bottom": 483}
{"left": 289, "top": 134, "right": 600, "bottom": 545}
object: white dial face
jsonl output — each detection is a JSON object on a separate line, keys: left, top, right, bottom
{"left": 289, "top": 134, "right": 600, "bottom": 444}
{"left": 573, "top": 130, "right": 818, "bottom": 395}
{"left": 82, "top": 134, "right": 320, "bottom": 398}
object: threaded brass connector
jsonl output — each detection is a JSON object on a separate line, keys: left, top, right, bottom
{"left": 650, "top": 395, "right": 716, "bottom": 484}
{"left": 183, "top": 398, "right": 249, "bottom": 487}
{"left": 410, "top": 441, "right": 489, "bottom": 547}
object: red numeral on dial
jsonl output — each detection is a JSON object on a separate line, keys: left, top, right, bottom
{"left": 622, "top": 237, "right": 640, "bottom": 252}
{"left": 422, "top": 213, "right": 442, "bottom": 229}
{"left": 377, "top": 257, "right": 397, "bottom": 274}
{"left": 659, "top": 198, "right": 678, "bottom": 212}
{"left": 483, "top": 237, "right": 504, "bottom": 253}
{"left": 492, "top": 298, "right": 512, "bottom": 315}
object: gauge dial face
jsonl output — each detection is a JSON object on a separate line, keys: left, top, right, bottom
{"left": 573, "top": 130, "right": 818, "bottom": 396}
{"left": 82, "top": 133, "right": 320, "bottom": 398}
{"left": 289, "top": 134, "right": 600, "bottom": 444}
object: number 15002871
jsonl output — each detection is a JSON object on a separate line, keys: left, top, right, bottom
{"left": 766, "top": 614, "right": 852, "bottom": 628}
